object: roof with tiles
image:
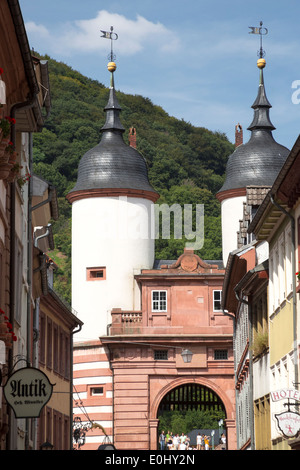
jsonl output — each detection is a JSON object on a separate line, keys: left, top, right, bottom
{"left": 67, "top": 63, "right": 158, "bottom": 200}
{"left": 217, "top": 62, "right": 289, "bottom": 197}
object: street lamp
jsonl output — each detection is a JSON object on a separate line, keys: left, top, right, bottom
{"left": 181, "top": 349, "right": 193, "bottom": 363}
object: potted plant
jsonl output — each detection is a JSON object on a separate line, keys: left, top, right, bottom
{"left": 7, "top": 162, "right": 23, "bottom": 183}
{"left": 0, "top": 116, "right": 16, "bottom": 162}
{"left": 0, "top": 116, "right": 14, "bottom": 139}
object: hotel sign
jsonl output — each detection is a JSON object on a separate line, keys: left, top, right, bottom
{"left": 271, "top": 388, "right": 300, "bottom": 403}
{"left": 271, "top": 388, "right": 300, "bottom": 439}
{"left": 4, "top": 367, "right": 53, "bottom": 418}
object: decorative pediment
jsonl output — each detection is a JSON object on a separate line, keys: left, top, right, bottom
{"left": 161, "top": 249, "right": 219, "bottom": 273}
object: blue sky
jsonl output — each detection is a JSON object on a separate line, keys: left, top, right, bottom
{"left": 19, "top": 0, "right": 300, "bottom": 150}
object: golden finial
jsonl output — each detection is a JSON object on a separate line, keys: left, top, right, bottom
{"left": 107, "top": 61, "right": 117, "bottom": 72}
{"left": 257, "top": 58, "right": 266, "bottom": 69}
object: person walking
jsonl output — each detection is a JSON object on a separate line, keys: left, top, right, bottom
{"left": 220, "top": 433, "right": 226, "bottom": 450}
{"left": 173, "top": 434, "right": 179, "bottom": 450}
{"left": 159, "top": 431, "right": 166, "bottom": 450}
{"left": 196, "top": 433, "right": 202, "bottom": 450}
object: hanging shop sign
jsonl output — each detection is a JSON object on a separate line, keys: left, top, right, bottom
{"left": 274, "top": 411, "right": 300, "bottom": 439}
{"left": 3, "top": 367, "right": 54, "bottom": 418}
{"left": 271, "top": 388, "right": 300, "bottom": 438}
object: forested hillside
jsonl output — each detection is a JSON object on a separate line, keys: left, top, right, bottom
{"left": 32, "top": 54, "right": 235, "bottom": 302}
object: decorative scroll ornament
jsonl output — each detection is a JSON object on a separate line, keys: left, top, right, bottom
{"left": 100, "top": 26, "right": 118, "bottom": 62}
{"left": 249, "top": 20, "right": 268, "bottom": 59}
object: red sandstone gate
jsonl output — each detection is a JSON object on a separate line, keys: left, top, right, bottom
{"left": 150, "top": 378, "right": 236, "bottom": 450}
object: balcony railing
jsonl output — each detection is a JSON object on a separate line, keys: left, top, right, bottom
{"left": 110, "top": 309, "right": 142, "bottom": 335}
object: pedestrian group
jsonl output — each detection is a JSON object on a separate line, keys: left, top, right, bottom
{"left": 159, "top": 431, "right": 225, "bottom": 450}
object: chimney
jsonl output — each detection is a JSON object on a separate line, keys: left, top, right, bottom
{"left": 235, "top": 123, "right": 243, "bottom": 147}
{"left": 129, "top": 127, "right": 137, "bottom": 149}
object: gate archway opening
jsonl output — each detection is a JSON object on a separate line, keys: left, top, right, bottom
{"left": 158, "top": 382, "right": 226, "bottom": 414}
{"left": 157, "top": 382, "right": 226, "bottom": 448}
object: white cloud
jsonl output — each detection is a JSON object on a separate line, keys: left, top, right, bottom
{"left": 25, "top": 21, "right": 50, "bottom": 38}
{"left": 25, "top": 10, "right": 180, "bottom": 57}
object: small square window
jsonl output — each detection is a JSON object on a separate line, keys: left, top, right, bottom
{"left": 214, "top": 350, "right": 228, "bottom": 360}
{"left": 87, "top": 267, "right": 106, "bottom": 281}
{"left": 91, "top": 387, "right": 104, "bottom": 396}
{"left": 154, "top": 350, "right": 168, "bottom": 360}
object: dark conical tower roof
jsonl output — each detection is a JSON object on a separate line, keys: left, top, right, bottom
{"left": 217, "top": 60, "right": 289, "bottom": 198}
{"left": 67, "top": 63, "right": 158, "bottom": 202}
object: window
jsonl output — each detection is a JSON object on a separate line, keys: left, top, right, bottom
{"left": 213, "top": 290, "right": 222, "bottom": 311}
{"left": 47, "top": 318, "right": 53, "bottom": 369}
{"left": 214, "top": 349, "right": 228, "bottom": 360}
{"left": 91, "top": 387, "right": 104, "bottom": 396}
{"left": 39, "top": 313, "right": 46, "bottom": 365}
{"left": 14, "top": 239, "right": 23, "bottom": 324}
{"left": 53, "top": 323, "right": 58, "bottom": 373}
{"left": 154, "top": 350, "right": 168, "bottom": 360}
{"left": 285, "top": 225, "right": 292, "bottom": 295}
{"left": 152, "top": 291, "right": 167, "bottom": 312}
{"left": 86, "top": 267, "right": 106, "bottom": 281}
{"left": 278, "top": 233, "right": 285, "bottom": 303}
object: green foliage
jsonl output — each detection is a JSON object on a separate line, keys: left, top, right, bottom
{"left": 158, "top": 409, "right": 226, "bottom": 435}
{"left": 154, "top": 185, "right": 222, "bottom": 260}
{"left": 32, "top": 54, "right": 234, "bottom": 302}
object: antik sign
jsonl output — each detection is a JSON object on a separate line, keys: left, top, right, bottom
{"left": 4, "top": 367, "right": 53, "bottom": 418}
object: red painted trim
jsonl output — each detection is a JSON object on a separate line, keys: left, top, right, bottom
{"left": 66, "top": 188, "right": 160, "bottom": 204}
{"left": 216, "top": 187, "right": 246, "bottom": 202}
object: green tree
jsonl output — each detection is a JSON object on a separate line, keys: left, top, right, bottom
{"left": 30, "top": 53, "right": 234, "bottom": 302}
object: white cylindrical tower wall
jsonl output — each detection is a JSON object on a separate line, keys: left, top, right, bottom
{"left": 71, "top": 195, "right": 155, "bottom": 341}
{"left": 221, "top": 195, "right": 246, "bottom": 266}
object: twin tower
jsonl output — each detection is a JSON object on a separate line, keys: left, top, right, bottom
{"left": 67, "top": 57, "right": 289, "bottom": 342}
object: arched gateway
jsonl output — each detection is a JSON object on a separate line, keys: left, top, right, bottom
{"left": 150, "top": 378, "right": 235, "bottom": 450}
{"left": 158, "top": 382, "right": 225, "bottom": 413}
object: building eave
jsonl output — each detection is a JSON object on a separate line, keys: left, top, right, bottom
{"left": 248, "top": 134, "right": 300, "bottom": 239}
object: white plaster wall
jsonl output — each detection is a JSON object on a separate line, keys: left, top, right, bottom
{"left": 256, "top": 241, "right": 269, "bottom": 265}
{"left": 295, "top": 203, "right": 300, "bottom": 351}
{"left": 71, "top": 196, "right": 155, "bottom": 341}
{"left": 221, "top": 195, "right": 246, "bottom": 266}
{"left": 253, "top": 353, "right": 270, "bottom": 401}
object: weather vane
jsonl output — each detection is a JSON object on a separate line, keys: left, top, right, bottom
{"left": 249, "top": 21, "right": 268, "bottom": 58}
{"left": 100, "top": 26, "right": 118, "bottom": 62}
